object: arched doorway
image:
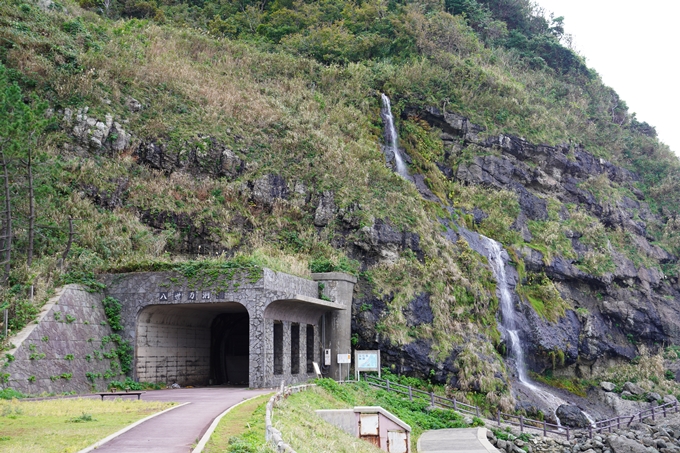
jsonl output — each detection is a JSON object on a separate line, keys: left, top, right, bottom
{"left": 135, "top": 302, "right": 249, "bottom": 386}
{"left": 210, "top": 312, "right": 249, "bottom": 385}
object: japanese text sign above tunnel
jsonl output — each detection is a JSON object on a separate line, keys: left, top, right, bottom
{"left": 355, "top": 350, "right": 380, "bottom": 371}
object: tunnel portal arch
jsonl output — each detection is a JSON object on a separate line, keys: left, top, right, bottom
{"left": 135, "top": 302, "right": 249, "bottom": 386}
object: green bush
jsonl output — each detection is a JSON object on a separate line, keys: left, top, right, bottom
{"left": 102, "top": 297, "right": 123, "bottom": 332}
{"left": 0, "top": 388, "right": 25, "bottom": 399}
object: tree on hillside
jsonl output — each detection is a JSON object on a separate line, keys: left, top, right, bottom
{"left": 0, "top": 64, "right": 47, "bottom": 284}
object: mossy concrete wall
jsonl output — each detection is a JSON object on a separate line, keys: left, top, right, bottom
{"left": 102, "top": 268, "right": 354, "bottom": 388}
{"left": 1, "top": 285, "right": 119, "bottom": 395}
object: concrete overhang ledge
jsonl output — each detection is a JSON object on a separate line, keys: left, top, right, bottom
{"left": 286, "top": 294, "right": 346, "bottom": 310}
{"left": 311, "top": 272, "right": 358, "bottom": 284}
{"left": 264, "top": 295, "right": 345, "bottom": 324}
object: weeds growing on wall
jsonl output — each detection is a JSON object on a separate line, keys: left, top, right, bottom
{"left": 101, "top": 297, "right": 123, "bottom": 332}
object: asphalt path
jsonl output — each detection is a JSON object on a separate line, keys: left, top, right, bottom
{"left": 92, "top": 386, "right": 272, "bottom": 453}
{"left": 417, "top": 428, "right": 500, "bottom": 453}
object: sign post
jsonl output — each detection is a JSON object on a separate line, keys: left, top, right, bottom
{"left": 337, "top": 353, "right": 351, "bottom": 381}
{"left": 355, "top": 350, "right": 380, "bottom": 381}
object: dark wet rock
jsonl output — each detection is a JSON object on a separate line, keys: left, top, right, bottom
{"left": 515, "top": 400, "right": 542, "bottom": 418}
{"left": 83, "top": 177, "right": 129, "bottom": 210}
{"left": 135, "top": 137, "right": 244, "bottom": 178}
{"left": 472, "top": 207, "right": 488, "bottom": 224}
{"left": 139, "top": 210, "right": 231, "bottom": 255}
{"left": 412, "top": 174, "right": 440, "bottom": 202}
{"left": 351, "top": 219, "right": 423, "bottom": 265}
{"left": 403, "top": 293, "right": 434, "bottom": 327}
{"left": 511, "top": 212, "right": 533, "bottom": 242}
{"left": 556, "top": 404, "right": 591, "bottom": 428}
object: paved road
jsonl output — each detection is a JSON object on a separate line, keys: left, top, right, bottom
{"left": 93, "top": 387, "right": 272, "bottom": 453}
{"left": 418, "top": 428, "right": 500, "bottom": 453}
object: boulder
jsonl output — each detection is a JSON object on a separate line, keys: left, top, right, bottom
{"left": 126, "top": 96, "right": 142, "bottom": 112}
{"left": 646, "top": 392, "right": 662, "bottom": 403}
{"left": 623, "top": 382, "right": 645, "bottom": 395}
{"left": 608, "top": 434, "right": 649, "bottom": 453}
{"left": 601, "top": 381, "right": 617, "bottom": 392}
{"left": 556, "top": 404, "right": 591, "bottom": 428}
{"left": 663, "top": 395, "right": 678, "bottom": 405}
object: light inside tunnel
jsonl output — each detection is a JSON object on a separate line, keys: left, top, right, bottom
{"left": 136, "top": 302, "right": 249, "bottom": 386}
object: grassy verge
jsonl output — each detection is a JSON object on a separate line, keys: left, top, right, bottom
{"left": 203, "top": 393, "right": 274, "bottom": 453}
{"left": 271, "top": 380, "right": 481, "bottom": 453}
{"left": 0, "top": 397, "right": 175, "bottom": 452}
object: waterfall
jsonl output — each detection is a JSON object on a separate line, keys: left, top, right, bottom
{"left": 477, "top": 234, "right": 570, "bottom": 424}
{"left": 380, "top": 94, "right": 409, "bottom": 178}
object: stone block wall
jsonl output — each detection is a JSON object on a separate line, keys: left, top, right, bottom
{"left": 135, "top": 322, "right": 211, "bottom": 385}
{"left": 1, "top": 285, "right": 120, "bottom": 395}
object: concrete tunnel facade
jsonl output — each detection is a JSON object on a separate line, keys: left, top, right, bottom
{"left": 101, "top": 269, "right": 356, "bottom": 388}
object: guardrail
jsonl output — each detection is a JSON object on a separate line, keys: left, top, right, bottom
{"left": 362, "top": 375, "right": 679, "bottom": 440}
{"left": 589, "top": 400, "right": 679, "bottom": 437}
{"left": 265, "top": 382, "right": 316, "bottom": 453}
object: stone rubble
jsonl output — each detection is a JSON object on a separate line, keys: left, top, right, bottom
{"left": 486, "top": 410, "right": 680, "bottom": 453}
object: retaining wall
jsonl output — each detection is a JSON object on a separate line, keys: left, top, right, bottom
{"left": 1, "top": 285, "right": 119, "bottom": 395}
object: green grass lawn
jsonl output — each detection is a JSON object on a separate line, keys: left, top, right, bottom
{"left": 0, "top": 397, "right": 175, "bottom": 453}
{"left": 271, "top": 380, "right": 479, "bottom": 453}
{"left": 203, "top": 393, "right": 274, "bottom": 453}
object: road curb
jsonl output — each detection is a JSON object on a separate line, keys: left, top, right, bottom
{"left": 192, "top": 392, "right": 274, "bottom": 453}
{"left": 75, "top": 401, "right": 191, "bottom": 453}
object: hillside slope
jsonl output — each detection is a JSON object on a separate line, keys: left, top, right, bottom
{"left": 1, "top": 0, "right": 679, "bottom": 406}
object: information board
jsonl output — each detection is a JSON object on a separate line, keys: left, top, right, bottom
{"left": 354, "top": 350, "right": 380, "bottom": 380}
{"left": 337, "top": 353, "right": 352, "bottom": 364}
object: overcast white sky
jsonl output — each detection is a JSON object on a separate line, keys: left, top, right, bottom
{"left": 534, "top": 0, "right": 679, "bottom": 156}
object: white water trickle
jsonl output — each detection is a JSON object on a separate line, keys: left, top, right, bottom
{"left": 380, "top": 94, "right": 409, "bottom": 178}
{"left": 482, "top": 236, "right": 569, "bottom": 425}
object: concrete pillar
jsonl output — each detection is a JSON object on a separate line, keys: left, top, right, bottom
{"left": 312, "top": 272, "right": 357, "bottom": 381}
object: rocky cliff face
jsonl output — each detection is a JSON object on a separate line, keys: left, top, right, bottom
{"left": 409, "top": 106, "right": 680, "bottom": 378}
{"left": 62, "top": 100, "right": 679, "bottom": 392}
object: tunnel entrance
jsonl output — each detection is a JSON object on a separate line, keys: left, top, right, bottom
{"left": 210, "top": 312, "right": 250, "bottom": 385}
{"left": 136, "top": 302, "right": 249, "bottom": 387}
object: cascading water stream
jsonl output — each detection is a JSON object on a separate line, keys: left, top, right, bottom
{"left": 377, "top": 102, "right": 594, "bottom": 427}
{"left": 380, "top": 94, "right": 410, "bottom": 178}
{"left": 481, "top": 236, "right": 569, "bottom": 425}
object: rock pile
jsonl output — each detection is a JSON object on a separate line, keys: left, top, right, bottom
{"left": 486, "top": 412, "right": 680, "bottom": 453}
